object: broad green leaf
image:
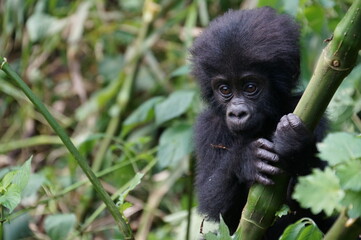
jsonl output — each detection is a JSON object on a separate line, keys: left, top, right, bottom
{"left": 280, "top": 218, "right": 322, "bottom": 240}
{"left": 12, "top": 158, "right": 32, "bottom": 190}
{"left": 124, "top": 96, "right": 164, "bottom": 126}
{"left": 0, "top": 171, "right": 16, "bottom": 191}
{"left": 336, "top": 160, "right": 361, "bottom": 191}
{"left": 298, "top": 225, "right": 323, "bottom": 240}
{"left": 327, "top": 87, "right": 354, "bottom": 123}
{"left": 0, "top": 157, "right": 32, "bottom": 212}
{"left": 155, "top": 90, "right": 195, "bottom": 125}
{"left": 157, "top": 123, "right": 193, "bottom": 169}
{"left": 293, "top": 168, "right": 343, "bottom": 216}
{"left": 22, "top": 174, "right": 46, "bottom": 198}
{"left": 218, "top": 216, "right": 232, "bottom": 239}
{"left": 44, "top": 214, "right": 76, "bottom": 240}
{"left": 317, "top": 132, "right": 361, "bottom": 165}
{"left": 203, "top": 216, "right": 232, "bottom": 240}
{"left": 3, "top": 213, "right": 32, "bottom": 240}
{"left": 341, "top": 190, "right": 361, "bottom": 219}
{"left": 0, "top": 184, "right": 21, "bottom": 213}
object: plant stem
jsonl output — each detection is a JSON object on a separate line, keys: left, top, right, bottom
{"left": 0, "top": 135, "right": 62, "bottom": 153}
{"left": 0, "top": 206, "right": 3, "bottom": 240}
{"left": 81, "top": 158, "right": 156, "bottom": 231}
{"left": 0, "top": 57, "right": 133, "bottom": 239}
{"left": 324, "top": 209, "right": 361, "bottom": 240}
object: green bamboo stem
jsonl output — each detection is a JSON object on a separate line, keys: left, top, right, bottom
{"left": 0, "top": 57, "right": 134, "bottom": 239}
{"left": 237, "top": 1, "right": 361, "bottom": 239}
{"left": 324, "top": 209, "right": 361, "bottom": 240}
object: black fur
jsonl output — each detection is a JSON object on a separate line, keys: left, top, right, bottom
{"left": 191, "top": 7, "right": 330, "bottom": 238}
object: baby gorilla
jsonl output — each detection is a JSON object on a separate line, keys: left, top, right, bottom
{"left": 191, "top": 7, "right": 328, "bottom": 238}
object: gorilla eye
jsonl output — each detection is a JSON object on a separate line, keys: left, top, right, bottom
{"left": 243, "top": 83, "right": 258, "bottom": 94}
{"left": 219, "top": 85, "right": 232, "bottom": 97}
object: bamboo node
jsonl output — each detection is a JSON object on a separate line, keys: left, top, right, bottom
{"left": 0, "top": 57, "right": 7, "bottom": 69}
{"left": 332, "top": 59, "right": 340, "bottom": 67}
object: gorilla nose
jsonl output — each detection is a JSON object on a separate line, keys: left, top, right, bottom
{"left": 227, "top": 108, "right": 250, "bottom": 126}
{"left": 228, "top": 110, "right": 248, "bottom": 119}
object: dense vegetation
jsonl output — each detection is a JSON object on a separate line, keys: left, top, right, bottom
{"left": 0, "top": 0, "right": 360, "bottom": 239}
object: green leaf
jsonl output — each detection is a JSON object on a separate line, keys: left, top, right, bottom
{"left": 275, "top": 204, "right": 291, "bottom": 218}
{"left": 336, "top": 160, "right": 361, "bottom": 191}
{"left": 22, "top": 174, "right": 46, "bottom": 198}
{"left": 119, "top": 202, "right": 133, "bottom": 213}
{"left": 341, "top": 190, "right": 361, "bottom": 218}
{"left": 124, "top": 96, "right": 164, "bottom": 126}
{"left": 0, "top": 157, "right": 32, "bottom": 212}
{"left": 293, "top": 168, "right": 343, "bottom": 216}
{"left": 13, "top": 158, "right": 32, "bottom": 190}
{"left": 218, "top": 216, "right": 232, "bottom": 239}
{"left": 327, "top": 87, "right": 354, "bottom": 124}
{"left": 117, "top": 172, "right": 144, "bottom": 206}
{"left": 0, "top": 185, "right": 21, "bottom": 213}
{"left": 156, "top": 123, "right": 193, "bottom": 169}
{"left": 280, "top": 218, "right": 322, "bottom": 240}
{"left": 317, "top": 132, "right": 361, "bottom": 165}
{"left": 203, "top": 216, "right": 232, "bottom": 240}
{"left": 0, "top": 171, "right": 16, "bottom": 191}
{"left": 44, "top": 214, "right": 76, "bottom": 240}
{"left": 155, "top": 90, "right": 195, "bottom": 125}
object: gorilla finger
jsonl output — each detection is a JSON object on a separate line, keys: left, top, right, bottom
{"left": 255, "top": 161, "right": 283, "bottom": 175}
{"left": 255, "top": 174, "right": 274, "bottom": 185}
{"left": 255, "top": 138, "right": 274, "bottom": 151}
{"left": 276, "top": 118, "right": 291, "bottom": 133}
{"left": 256, "top": 148, "right": 279, "bottom": 162}
{"left": 287, "top": 113, "right": 310, "bottom": 134}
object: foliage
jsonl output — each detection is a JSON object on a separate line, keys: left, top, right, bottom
{"left": 204, "top": 216, "right": 232, "bottom": 240}
{"left": 279, "top": 218, "right": 323, "bottom": 240}
{"left": 0, "top": 157, "right": 32, "bottom": 213}
{"left": 0, "top": 0, "right": 360, "bottom": 239}
{"left": 294, "top": 133, "right": 361, "bottom": 219}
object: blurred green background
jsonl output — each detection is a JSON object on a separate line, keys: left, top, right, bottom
{"left": 0, "top": 0, "right": 360, "bottom": 239}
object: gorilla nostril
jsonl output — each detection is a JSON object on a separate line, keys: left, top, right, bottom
{"left": 229, "top": 111, "right": 248, "bottom": 119}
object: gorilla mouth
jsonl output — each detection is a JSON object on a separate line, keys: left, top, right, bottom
{"left": 227, "top": 121, "right": 250, "bottom": 133}
{"left": 227, "top": 119, "right": 262, "bottom": 135}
